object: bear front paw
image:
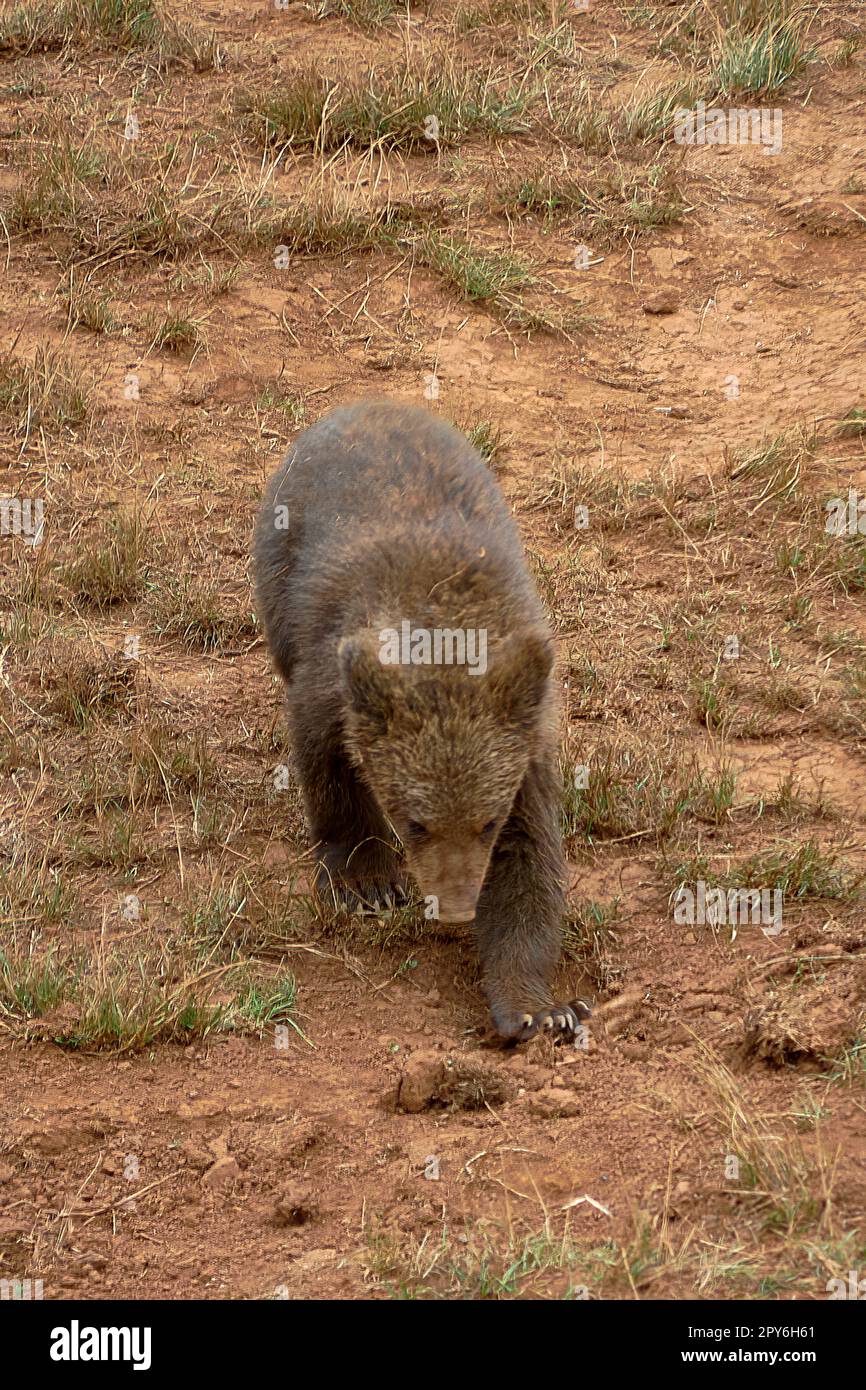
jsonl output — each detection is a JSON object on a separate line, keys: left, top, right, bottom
{"left": 493, "top": 998, "right": 592, "bottom": 1044}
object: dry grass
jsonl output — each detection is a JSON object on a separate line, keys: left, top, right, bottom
{"left": 0, "top": 0, "right": 227, "bottom": 69}
{"left": 236, "top": 59, "right": 532, "bottom": 152}
{"left": 0, "top": 0, "right": 863, "bottom": 1304}
{"left": 0, "top": 346, "right": 91, "bottom": 438}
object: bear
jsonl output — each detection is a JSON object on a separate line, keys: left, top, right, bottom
{"left": 253, "top": 400, "right": 587, "bottom": 1043}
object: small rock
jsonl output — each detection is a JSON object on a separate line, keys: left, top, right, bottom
{"left": 76, "top": 1251, "right": 108, "bottom": 1269}
{"left": 202, "top": 1156, "right": 241, "bottom": 1188}
{"left": 397, "top": 1051, "right": 445, "bottom": 1113}
{"left": 179, "top": 1142, "right": 211, "bottom": 1172}
{"left": 642, "top": 291, "right": 679, "bottom": 315}
{"left": 395, "top": 1049, "right": 515, "bottom": 1113}
{"left": 527, "top": 1087, "right": 581, "bottom": 1120}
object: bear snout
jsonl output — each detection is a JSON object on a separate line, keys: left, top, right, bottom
{"left": 411, "top": 841, "right": 492, "bottom": 926}
{"left": 436, "top": 906, "right": 477, "bottom": 925}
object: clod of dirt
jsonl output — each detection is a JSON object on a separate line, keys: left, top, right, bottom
{"left": 179, "top": 1141, "right": 212, "bottom": 1172}
{"left": 780, "top": 193, "right": 866, "bottom": 236}
{"left": 592, "top": 988, "right": 646, "bottom": 1040}
{"left": 273, "top": 1191, "right": 317, "bottom": 1228}
{"left": 24, "top": 1124, "right": 91, "bottom": 1155}
{"left": 23, "top": 1005, "right": 82, "bottom": 1040}
{"left": 642, "top": 290, "right": 679, "bottom": 315}
{"left": 742, "top": 1003, "right": 840, "bottom": 1069}
{"left": 526, "top": 1086, "right": 581, "bottom": 1120}
{"left": 0, "top": 1216, "right": 30, "bottom": 1240}
{"left": 202, "top": 1155, "right": 241, "bottom": 1187}
{"left": 508, "top": 1062, "right": 551, "bottom": 1093}
{"left": 291, "top": 1248, "right": 337, "bottom": 1274}
{"left": 395, "top": 1049, "right": 515, "bottom": 1113}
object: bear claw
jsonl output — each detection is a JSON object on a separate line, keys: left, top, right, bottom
{"left": 495, "top": 999, "right": 592, "bottom": 1045}
{"left": 314, "top": 864, "right": 411, "bottom": 917}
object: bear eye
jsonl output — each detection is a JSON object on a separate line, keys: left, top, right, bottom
{"left": 407, "top": 820, "right": 428, "bottom": 836}
{"left": 481, "top": 820, "right": 497, "bottom": 836}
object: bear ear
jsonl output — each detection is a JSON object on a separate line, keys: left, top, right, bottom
{"left": 490, "top": 630, "right": 554, "bottom": 729}
{"left": 338, "top": 633, "right": 396, "bottom": 735}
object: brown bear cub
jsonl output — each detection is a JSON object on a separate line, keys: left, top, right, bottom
{"left": 254, "top": 400, "right": 587, "bottom": 1043}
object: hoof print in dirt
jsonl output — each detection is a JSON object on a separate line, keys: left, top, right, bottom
{"left": 395, "top": 1048, "right": 515, "bottom": 1114}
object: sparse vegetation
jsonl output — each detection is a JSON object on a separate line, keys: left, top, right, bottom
{"left": 237, "top": 62, "right": 531, "bottom": 152}
{"left": 0, "top": 0, "right": 863, "bottom": 1309}
{"left": 0, "top": 346, "right": 90, "bottom": 436}
{"left": 496, "top": 163, "right": 685, "bottom": 241}
{"left": 146, "top": 571, "right": 256, "bottom": 652}
{"left": 839, "top": 407, "right": 866, "bottom": 437}
{"left": 60, "top": 513, "right": 148, "bottom": 609}
{"left": 0, "top": 0, "right": 225, "bottom": 69}
{"left": 671, "top": 839, "right": 862, "bottom": 903}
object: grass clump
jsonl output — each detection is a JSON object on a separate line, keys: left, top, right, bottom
{"left": 619, "top": 82, "right": 700, "bottom": 143}
{"left": 308, "top": 0, "right": 406, "bottom": 26}
{"left": 0, "top": 0, "right": 225, "bottom": 69}
{"left": 60, "top": 513, "right": 148, "bottom": 609}
{"left": 413, "top": 231, "right": 584, "bottom": 334}
{"left": 146, "top": 571, "right": 256, "bottom": 652}
{"left": 0, "top": 347, "right": 90, "bottom": 437}
{"left": 237, "top": 62, "right": 530, "bottom": 152}
{"left": 712, "top": 17, "right": 813, "bottom": 97}
{"left": 149, "top": 308, "right": 205, "bottom": 354}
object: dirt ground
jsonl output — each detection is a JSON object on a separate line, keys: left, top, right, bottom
{"left": 1, "top": 0, "right": 865, "bottom": 1300}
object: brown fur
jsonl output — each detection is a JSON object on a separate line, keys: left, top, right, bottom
{"left": 253, "top": 400, "right": 583, "bottom": 1041}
